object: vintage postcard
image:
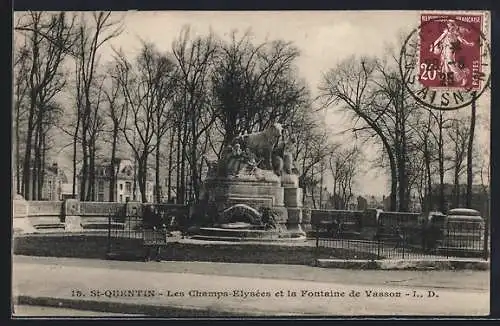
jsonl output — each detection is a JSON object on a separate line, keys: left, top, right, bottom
{"left": 12, "top": 10, "right": 491, "bottom": 318}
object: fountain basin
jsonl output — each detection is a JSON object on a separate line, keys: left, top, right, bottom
{"left": 188, "top": 226, "right": 306, "bottom": 242}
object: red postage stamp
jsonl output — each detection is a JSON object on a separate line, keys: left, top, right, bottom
{"left": 419, "top": 14, "right": 483, "bottom": 90}
{"left": 400, "top": 11, "right": 490, "bottom": 110}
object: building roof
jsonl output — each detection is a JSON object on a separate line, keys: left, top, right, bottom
{"left": 45, "top": 163, "right": 68, "bottom": 183}
{"left": 77, "top": 158, "right": 154, "bottom": 181}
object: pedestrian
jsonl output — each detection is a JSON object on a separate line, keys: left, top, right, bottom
{"left": 143, "top": 205, "right": 164, "bottom": 262}
{"left": 393, "top": 225, "right": 405, "bottom": 249}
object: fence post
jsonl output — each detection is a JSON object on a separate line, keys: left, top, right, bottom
{"left": 446, "top": 222, "right": 450, "bottom": 259}
{"left": 376, "top": 230, "right": 381, "bottom": 260}
{"left": 314, "top": 223, "right": 319, "bottom": 266}
{"left": 106, "top": 209, "right": 112, "bottom": 257}
{"left": 483, "top": 222, "right": 489, "bottom": 261}
{"left": 402, "top": 229, "right": 405, "bottom": 260}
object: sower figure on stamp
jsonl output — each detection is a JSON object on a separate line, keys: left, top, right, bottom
{"left": 430, "top": 19, "right": 475, "bottom": 87}
{"left": 143, "top": 205, "right": 165, "bottom": 262}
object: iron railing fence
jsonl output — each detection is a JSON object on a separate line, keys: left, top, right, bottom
{"left": 314, "top": 220, "right": 489, "bottom": 261}
{"left": 106, "top": 204, "right": 189, "bottom": 257}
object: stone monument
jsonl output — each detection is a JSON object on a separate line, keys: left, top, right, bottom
{"left": 64, "top": 198, "right": 83, "bottom": 232}
{"left": 190, "top": 123, "right": 306, "bottom": 241}
{"left": 12, "top": 194, "right": 36, "bottom": 234}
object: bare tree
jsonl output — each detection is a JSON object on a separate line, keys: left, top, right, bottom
{"left": 447, "top": 117, "right": 470, "bottom": 207}
{"left": 466, "top": 99, "right": 476, "bottom": 207}
{"left": 151, "top": 49, "right": 177, "bottom": 203}
{"left": 15, "top": 12, "right": 76, "bottom": 200}
{"left": 294, "top": 123, "right": 338, "bottom": 204}
{"left": 114, "top": 43, "right": 176, "bottom": 203}
{"left": 211, "top": 30, "right": 306, "bottom": 145}
{"left": 329, "top": 145, "right": 362, "bottom": 209}
{"left": 409, "top": 108, "right": 437, "bottom": 212}
{"left": 319, "top": 56, "right": 398, "bottom": 211}
{"left": 101, "top": 63, "right": 127, "bottom": 201}
{"left": 171, "top": 27, "right": 219, "bottom": 203}
{"left": 73, "top": 11, "right": 122, "bottom": 201}
{"left": 13, "top": 41, "right": 30, "bottom": 194}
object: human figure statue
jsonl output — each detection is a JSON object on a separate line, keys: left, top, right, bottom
{"left": 217, "top": 145, "right": 234, "bottom": 176}
{"left": 273, "top": 129, "right": 298, "bottom": 176}
{"left": 226, "top": 143, "right": 243, "bottom": 176}
{"left": 430, "top": 19, "right": 475, "bottom": 86}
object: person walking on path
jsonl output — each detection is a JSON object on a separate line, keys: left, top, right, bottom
{"left": 143, "top": 205, "right": 166, "bottom": 262}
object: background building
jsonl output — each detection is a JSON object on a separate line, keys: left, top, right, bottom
{"left": 43, "top": 163, "right": 67, "bottom": 201}
{"left": 19, "top": 162, "right": 68, "bottom": 201}
{"left": 77, "top": 158, "right": 154, "bottom": 203}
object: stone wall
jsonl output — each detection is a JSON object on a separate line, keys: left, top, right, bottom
{"left": 24, "top": 201, "right": 64, "bottom": 217}
{"left": 378, "top": 211, "right": 422, "bottom": 226}
{"left": 12, "top": 198, "right": 128, "bottom": 233}
{"left": 310, "top": 209, "right": 363, "bottom": 225}
{"left": 309, "top": 209, "right": 426, "bottom": 240}
{"left": 80, "top": 202, "right": 125, "bottom": 216}
{"left": 12, "top": 198, "right": 190, "bottom": 234}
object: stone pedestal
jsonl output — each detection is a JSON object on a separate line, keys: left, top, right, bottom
{"left": 192, "top": 175, "right": 306, "bottom": 242}
{"left": 13, "top": 196, "right": 36, "bottom": 234}
{"left": 13, "top": 195, "right": 29, "bottom": 218}
{"left": 286, "top": 207, "right": 305, "bottom": 234}
{"left": 64, "top": 199, "right": 82, "bottom": 232}
{"left": 205, "top": 178, "right": 285, "bottom": 219}
{"left": 281, "top": 173, "right": 299, "bottom": 188}
{"left": 283, "top": 185, "right": 305, "bottom": 235}
{"left": 283, "top": 187, "right": 303, "bottom": 208}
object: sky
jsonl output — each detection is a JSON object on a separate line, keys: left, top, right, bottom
{"left": 14, "top": 10, "right": 491, "bottom": 197}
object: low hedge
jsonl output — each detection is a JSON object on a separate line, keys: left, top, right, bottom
{"left": 13, "top": 235, "right": 379, "bottom": 265}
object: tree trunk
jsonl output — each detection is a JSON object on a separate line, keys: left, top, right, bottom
{"left": 22, "top": 102, "right": 35, "bottom": 200}
{"left": 80, "top": 126, "right": 88, "bottom": 201}
{"left": 15, "top": 103, "right": 21, "bottom": 194}
{"left": 132, "top": 131, "right": 138, "bottom": 201}
{"left": 179, "top": 113, "right": 188, "bottom": 204}
{"left": 88, "top": 139, "right": 96, "bottom": 201}
{"left": 38, "top": 129, "right": 45, "bottom": 199}
{"left": 85, "top": 141, "right": 92, "bottom": 201}
{"left": 453, "top": 154, "right": 460, "bottom": 208}
{"left": 32, "top": 121, "right": 40, "bottom": 200}
{"left": 310, "top": 166, "right": 316, "bottom": 209}
{"left": 333, "top": 170, "right": 338, "bottom": 209}
{"left": 319, "top": 161, "right": 324, "bottom": 209}
{"left": 72, "top": 116, "right": 80, "bottom": 199}
{"left": 138, "top": 155, "right": 148, "bottom": 203}
{"left": 167, "top": 129, "right": 174, "bottom": 202}
{"left": 300, "top": 155, "right": 307, "bottom": 204}
{"left": 175, "top": 120, "right": 182, "bottom": 204}
{"left": 109, "top": 127, "right": 118, "bottom": 202}
{"left": 438, "top": 112, "right": 445, "bottom": 212}
{"left": 466, "top": 99, "right": 476, "bottom": 208}
{"left": 190, "top": 138, "right": 199, "bottom": 202}
{"left": 424, "top": 145, "right": 432, "bottom": 212}
{"left": 397, "top": 154, "right": 406, "bottom": 212}
{"left": 155, "top": 134, "right": 161, "bottom": 203}
{"left": 424, "top": 113, "right": 433, "bottom": 212}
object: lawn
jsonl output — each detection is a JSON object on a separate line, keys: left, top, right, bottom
{"left": 13, "top": 234, "right": 379, "bottom": 265}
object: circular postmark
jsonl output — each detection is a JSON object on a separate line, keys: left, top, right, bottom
{"left": 399, "top": 14, "right": 490, "bottom": 110}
